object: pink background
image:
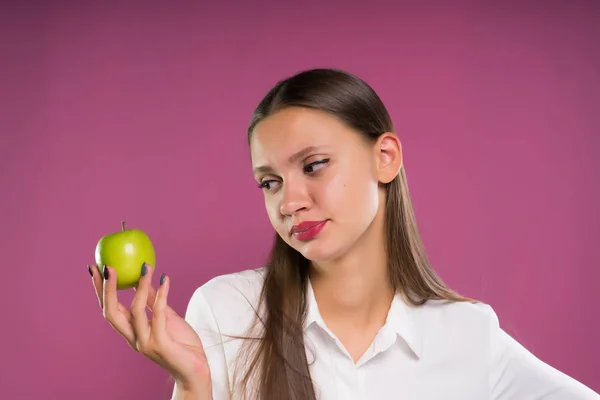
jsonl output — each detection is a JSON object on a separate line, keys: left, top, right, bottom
{"left": 1, "top": 1, "right": 598, "bottom": 398}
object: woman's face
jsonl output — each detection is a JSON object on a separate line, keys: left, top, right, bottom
{"left": 250, "top": 106, "right": 401, "bottom": 262}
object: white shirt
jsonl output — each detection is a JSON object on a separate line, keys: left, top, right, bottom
{"left": 172, "top": 268, "right": 599, "bottom": 399}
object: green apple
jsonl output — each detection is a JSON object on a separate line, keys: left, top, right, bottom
{"left": 95, "top": 221, "right": 156, "bottom": 290}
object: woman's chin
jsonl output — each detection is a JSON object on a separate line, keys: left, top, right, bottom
{"left": 294, "top": 239, "right": 342, "bottom": 263}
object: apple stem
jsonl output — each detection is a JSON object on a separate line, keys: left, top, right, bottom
{"left": 121, "top": 221, "right": 126, "bottom": 231}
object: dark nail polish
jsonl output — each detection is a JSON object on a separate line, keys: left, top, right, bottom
{"left": 141, "top": 262, "right": 147, "bottom": 277}
{"left": 160, "top": 273, "right": 166, "bottom": 285}
{"left": 87, "top": 265, "right": 93, "bottom": 277}
{"left": 103, "top": 266, "right": 109, "bottom": 280}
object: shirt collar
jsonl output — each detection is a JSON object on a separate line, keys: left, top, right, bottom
{"left": 303, "top": 279, "right": 423, "bottom": 359}
{"left": 385, "top": 292, "right": 423, "bottom": 359}
{"left": 304, "top": 279, "right": 323, "bottom": 331}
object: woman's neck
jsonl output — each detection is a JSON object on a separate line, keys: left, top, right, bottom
{"left": 309, "top": 237, "right": 394, "bottom": 331}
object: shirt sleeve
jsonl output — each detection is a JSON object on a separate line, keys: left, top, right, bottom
{"left": 171, "top": 286, "right": 231, "bottom": 400}
{"left": 487, "top": 306, "right": 599, "bottom": 399}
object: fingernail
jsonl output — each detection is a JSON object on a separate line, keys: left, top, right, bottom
{"left": 160, "top": 273, "right": 166, "bottom": 285}
{"left": 141, "top": 262, "right": 147, "bottom": 277}
{"left": 103, "top": 266, "right": 109, "bottom": 280}
{"left": 87, "top": 264, "right": 92, "bottom": 277}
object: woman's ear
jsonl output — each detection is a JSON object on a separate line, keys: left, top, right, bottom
{"left": 374, "top": 132, "right": 403, "bottom": 184}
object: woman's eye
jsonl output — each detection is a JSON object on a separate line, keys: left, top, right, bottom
{"left": 258, "top": 180, "right": 280, "bottom": 191}
{"left": 304, "top": 158, "right": 330, "bottom": 174}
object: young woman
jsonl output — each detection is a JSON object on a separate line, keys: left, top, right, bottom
{"left": 89, "top": 68, "right": 599, "bottom": 400}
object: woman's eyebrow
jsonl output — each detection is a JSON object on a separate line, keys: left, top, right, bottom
{"left": 253, "top": 145, "right": 327, "bottom": 175}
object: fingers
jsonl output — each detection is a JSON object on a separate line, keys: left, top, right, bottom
{"left": 102, "top": 266, "right": 136, "bottom": 344}
{"left": 151, "top": 273, "right": 170, "bottom": 339}
{"left": 134, "top": 281, "right": 158, "bottom": 311}
{"left": 90, "top": 262, "right": 168, "bottom": 356}
{"left": 130, "top": 263, "right": 153, "bottom": 351}
{"left": 90, "top": 264, "right": 105, "bottom": 308}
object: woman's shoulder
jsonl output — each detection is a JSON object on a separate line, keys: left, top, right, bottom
{"left": 411, "top": 298, "right": 501, "bottom": 342}
{"left": 194, "top": 266, "right": 267, "bottom": 301}
{"left": 182, "top": 267, "right": 267, "bottom": 337}
{"left": 419, "top": 297, "right": 498, "bottom": 321}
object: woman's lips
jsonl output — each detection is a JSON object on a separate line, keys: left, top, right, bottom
{"left": 290, "top": 220, "right": 328, "bottom": 241}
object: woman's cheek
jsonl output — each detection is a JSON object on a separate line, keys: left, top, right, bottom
{"left": 322, "top": 170, "right": 379, "bottom": 219}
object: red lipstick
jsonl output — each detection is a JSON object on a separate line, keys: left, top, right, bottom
{"left": 290, "top": 220, "right": 328, "bottom": 241}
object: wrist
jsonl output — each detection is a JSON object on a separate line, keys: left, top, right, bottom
{"left": 181, "top": 389, "right": 210, "bottom": 400}
{"left": 176, "top": 379, "right": 212, "bottom": 400}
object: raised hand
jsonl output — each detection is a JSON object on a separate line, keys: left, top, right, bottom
{"left": 89, "top": 263, "right": 212, "bottom": 397}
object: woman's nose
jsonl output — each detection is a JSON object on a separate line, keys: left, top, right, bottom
{"left": 279, "top": 183, "right": 311, "bottom": 216}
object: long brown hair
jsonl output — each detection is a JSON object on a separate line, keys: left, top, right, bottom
{"left": 232, "top": 68, "right": 474, "bottom": 399}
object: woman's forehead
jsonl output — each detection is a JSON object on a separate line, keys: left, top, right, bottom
{"left": 250, "top": 110, "right": 357, "bottom": 157}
